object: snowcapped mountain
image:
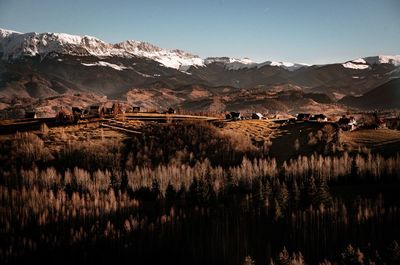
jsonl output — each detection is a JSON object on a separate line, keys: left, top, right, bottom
{"left": 342, "top": 55, "right": 400, "bottom": 70}
{"left": 1, "top": 28, "right": 310, "bottom": 72}
{"left": 1, "top": 27, "right": 400, "bottom": 117}
{"left": 204, "top": 57, "right": 257, "bottom": 70}
{"left": 204, "top": 56, "right": 309, "bottom": 71}
{"left": 0, "top": 28, "right": 204, "bottom": 71}
{"left": 1, "top": 28, "right": 399, "bottom": 74}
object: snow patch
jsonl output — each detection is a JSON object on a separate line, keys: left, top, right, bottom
{"left": 342, "top": 62, "right": 370, "bottom": 70}
{"left": 204, "top": 57, "right": 308, "bottom": 71}
{"left": 81, "top": 61, "right": 128, "bottom": 71}
{"left": 344, "top": 55, "right": 400, "bottom": 69}
{"left": 351, "top": 58, "right": 367, "bottom": 64}
{"left": 363, "top": 55, "right": 400, "bottom": 66}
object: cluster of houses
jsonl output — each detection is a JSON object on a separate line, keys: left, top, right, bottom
{"left": 337, "top": 116, "right": 358, "bottom": 131}
{"left": 225, "top": 112, "right": 265, "bottom": 120}
{"left": 24, "top": 103, "right": 178, "bottom": 123}
{"left": 296, "top": 113, "right": 328, "bottom": 122}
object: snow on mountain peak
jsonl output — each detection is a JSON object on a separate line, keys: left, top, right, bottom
{"left": 204, "top": 57, "right": 308, "bottom": 71}
{"left": 363, "top": 55, "right": 400, "bottom": 66}
{"left": 265, "top": 61, "right": 310, "bottom": 71}
{"left": 342, "top": 55, "right": 400, "bottom": 69}
{"left": 0, "top": 28, "right": 204, "bottom": 70}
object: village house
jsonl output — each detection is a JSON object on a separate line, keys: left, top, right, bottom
{"left": 296, "top": 113, "right": 311, "bottom": 121}
{"left": 386, "top": 117, "right": 400, "bottom": 130}
{"left": 24, "top": 111, "right": 37, "bottom": 119}
{"left": 56, "top": 108, "right": 74, "bottom": 123}
{"left": 72, "top": 107, "right": 83, "bottom": 116}
{"left": 88, "top": 104, "right": 103, "bottom": 116}
{"left": 167, "top": 107, "right": 176, "bottom": 114}
{"left": 337, "top": 116, "right": 357, "bottom": 131}
{"left": 226, "top": 112, "right": 241, "bottom": 120}
{"left": 310, "top": 114, "right": 328, "bottom": 122}
{"left": 252, "top": 113, "right": 264, "bottom": 120}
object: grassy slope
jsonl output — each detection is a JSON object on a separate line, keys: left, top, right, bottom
{"left": 340, "top": 128, "right": 400, "bottom": 156}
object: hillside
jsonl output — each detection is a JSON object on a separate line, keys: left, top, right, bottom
{"left": 1, "top": 28, "right": 400, "bottom": 117}
{"left": 339, "top": 78, "right": 400, "bottom": 109}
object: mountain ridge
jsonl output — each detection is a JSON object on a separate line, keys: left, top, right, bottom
{"left": 3, "top": 28, "right": 398, "bottom": 72}
{"left": 1, "top": 28, "right": 399, "bottom": 117}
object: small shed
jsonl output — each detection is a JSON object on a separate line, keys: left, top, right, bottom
{"left": 337, "top": 116, "right": 357, "bottom": 131}
{"left": 25, "top": 111, "right": 37, "bottom": 119}
{"left": 72, "top": 107, "right": 83, "bottom": 115}
{"left": 88, "top": 104, "right": 103, "bottom": 116}
{"left": 252, "top": 113, "right": 264, "bottom": 120}
{"left": 167, "top": 107, "right": 176, "bottom": 114}
{"left": 112, "top": 103, "right": 123, "bottom": 115}
{"left": 104, "top": 107, "right": 114, "bottom": 115}
{"left": 310, "top": 114, "right": 328, "bottom": 122}
{"left": 230, "top": 112, "right": 241, "bottom": 120}
{"left": 296, "top": 113, "right": 311, "bottom": 121}
{"left": 56, "top": 108, "right": 74, "bottom": 123}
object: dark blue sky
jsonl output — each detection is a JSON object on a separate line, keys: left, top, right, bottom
{"left": 1, "top": 0, "right": 399, "bottom": 64}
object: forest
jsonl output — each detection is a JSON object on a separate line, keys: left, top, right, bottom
{"left": 0, "top": 121, "right": 399, "bottom": 264}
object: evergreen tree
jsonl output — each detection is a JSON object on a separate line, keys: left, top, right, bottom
{"left": 277, "top": 181, "right": 290, "bottom": 210}
{"left": 314, "top": 178, "right": 332, "bottom": 206}
{"left": 243, "top": 255, "right": 255, "bottom": 265}
{"left": 305, "top": 176, "right": 317, "bottom": 206}
{"left": 387, "top": 240, "right": 400, "bottom": 265}
{"left": 273, "top": 199, "right": 282, "bottom": 221}
{"left": 291, "top": 252, "right": 306, "bottom": 265}
{"left": 291, "top": 179, "right": 301, "bottom": 208}
{"left": 341, "top": 244, "right": 364, "bottom": 265}
{"left": 277, "top": 247, "right": 291, "bottom": 265}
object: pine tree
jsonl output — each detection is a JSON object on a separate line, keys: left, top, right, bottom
{"left": 291, "top": 179, "right": 301, "bottom": 208}
{"left": 387, "top": 240, "right": 400, "bottom": 264}
{"left": 243, "top": 255, "right": 255, "bottom": 265}
{"left": 277, "top": 247, "right": 290, "bottom": 265}
{"left": 314, "top": 178, "right": 332, "bottom": 206}
{"left": 277, "top": 181, "right": 290, "bottom": 210}
{"left": 341, "top": 244, "right": 364, "bottom": 265}
{"left": 273, "top": 199, "right": 282, "bottom": 221}
{"left": 306, "top": 176, "right": 317, "bottom": 206}
{"left": 291, "top": 252, "right": 306, "bottom": 265}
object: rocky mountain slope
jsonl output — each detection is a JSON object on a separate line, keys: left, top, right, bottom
{"left": 1, "top": 28, "right": 399, "bottom": 117}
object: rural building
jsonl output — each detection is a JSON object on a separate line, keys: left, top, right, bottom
{"left": 72, "top": 107, "right": 83, "bottom": 115}
{"left": 103, "top": 107, "right": 113, "bottom": 115}
{"left": 25, "top": 111, "right": 37, "bottom": 119}
{"left": 386, "top": 117, "right": 400, "bottom": 130}
{"left": 296, "top": 113, "right": 311, "bottom": 121}
{"left": 228, "top": 112, "right": 241, "bottom": 120}
{"left": 337, "top": 116, "right": 357, "bottom": 131}
{"left": 112, "top": 103, "right": 123, "bottom": 115}
{"left": 252, "top": 113, "right": 264, "bottom": 120}
{"left": 88, "top": 104, "right": 103, "bottom": 116}
{"left": 125, "top": 106, "right": 140, "bottom": 113}
{"left": 310, "top": 114, "right": 328, "bottom": 122}
{"left": 56, "top": 108, "right": 74, "bottom": 123}
{"left": 167, "top": 107, "right": 176, "bottom": 114}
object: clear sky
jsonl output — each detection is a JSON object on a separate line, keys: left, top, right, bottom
{"left": 0, "top": 0, "right": 399, "bottom": 64}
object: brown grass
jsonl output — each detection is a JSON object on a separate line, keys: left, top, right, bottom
{"left": 340, "top": 128, "right": 400, "bottom": 156}
{"left": 220, "top": 120, "right": 277, "bottom": 146}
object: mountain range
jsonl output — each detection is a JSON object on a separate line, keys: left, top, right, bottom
{"left": 1, "top": 28, "right": 399, "bottom": 117}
